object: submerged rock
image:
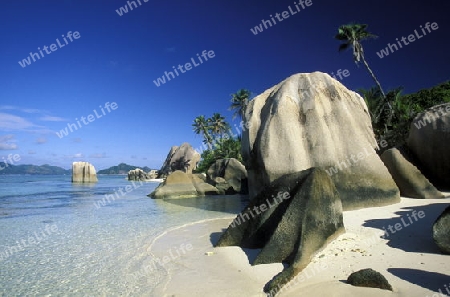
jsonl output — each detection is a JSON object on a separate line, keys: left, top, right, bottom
{"left": 150, "top": 170, "right": 219, "bottom": 199}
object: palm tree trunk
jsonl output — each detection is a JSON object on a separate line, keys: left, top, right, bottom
{"left": 360, "top": 54, "right": 385, "bottom": 98}
{"left": 202, "top": 128, "right": 213, "bottom": 150}
{"left": 360, "top": 54, "right": 393, "bottom": 128}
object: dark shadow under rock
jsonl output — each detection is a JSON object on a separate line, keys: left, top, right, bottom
{"left": 215, "top": 168, "right": 345, "bottom": 293}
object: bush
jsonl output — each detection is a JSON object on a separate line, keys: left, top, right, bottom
{"left": 195, "top": 137, "right": 243, "bottom": 173}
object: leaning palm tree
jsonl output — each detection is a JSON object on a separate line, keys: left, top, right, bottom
{"left": 209, "top": 113, "right": 230, "bottom": 139}
{"left": 192, "top": 115, "right": 213, "bottom": 149}
{"left": 335, "top": 23, "right": 386, "bottom": 98}
{"left": 229, "top": 89, "right": 251, "bottom": 120}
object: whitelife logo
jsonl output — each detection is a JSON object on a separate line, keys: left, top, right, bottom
{"left": 250, "top": 0, "right": 313, "bottom": 35}
{"left": 376, "top": 22, "right": 439, "bottom": 59}
{"left": 55, "top": 102, "right": 118, "bottom": 139}
{"left": 153, "top": 50, "right": 215, "bottom": 87}
{"left": 18, "top": 31, "right": 81, "bottom": 68}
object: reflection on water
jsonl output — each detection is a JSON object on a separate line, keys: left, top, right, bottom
{"left": 158, "top": 194, "right": 248, "bottom": 214}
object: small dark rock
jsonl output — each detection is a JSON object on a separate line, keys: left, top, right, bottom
{"left": 347, "top": 268, "right": 392, "bottom": 291}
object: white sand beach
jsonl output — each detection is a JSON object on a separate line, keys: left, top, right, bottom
{"left": 148, "top": 196, "right": 450, "bottom": 297}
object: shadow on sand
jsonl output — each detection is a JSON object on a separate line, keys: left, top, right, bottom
{"left": 388, "top": 268, "right": 450, "bottom": 294}
{"left": 362, "top": 201, "right": 449, "bottom": 254}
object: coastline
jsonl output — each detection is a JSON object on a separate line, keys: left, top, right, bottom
{"left": 146, "top": 196, "right": 449, "bottom": 297}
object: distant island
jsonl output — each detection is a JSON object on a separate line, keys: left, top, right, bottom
{"left": 0, "top": 163, "right": 70, "bottom": 175}
{"left": 97, "top": 163, "right": 153, "bottom": 175}
{"left": 0, "top": 162, "right": 154, "bottom": 175}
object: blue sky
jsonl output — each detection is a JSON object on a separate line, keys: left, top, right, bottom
{"left": 0, "top": 0, "right": 449, "bottom": 170}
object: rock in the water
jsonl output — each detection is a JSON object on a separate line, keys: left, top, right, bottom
{"left": 407, "top": 103, "right": 450, "bottom": 189}
{"left": 242, "top": 72, "right": 399, "bottom": 210}
{"left": 71, "top": 162, "right": 98, "bottom": 183}
{"left": 127, "top": 168, "right": 157, "bottom": 181}
{"left": 150, "top": 170, "right": 219, "bottom": 199}
{"left": 207, "top": 158, "right": 248, "bottom": 194}
{"left": 433, "top": 205, "right": 450, "bottom": 254}
{"left": 380, "top": 148, "right": 443, "bottom": 199}
{"left": 347, "top": 268, "right": 393, "bottom": 291}
{"left": 158, "top": 143, "right": 201, "bottom": 178}
{"left": 215, "top": 168, "right": 345, "bottom": 293}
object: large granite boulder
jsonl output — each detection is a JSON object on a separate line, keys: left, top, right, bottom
{"left": 380, "top": 148, "right": 443, "bottom": 199}
{"left": 407, "top": 103, "right": 450, "bottom": 189}
{"left": 433, "top": 205, "right": 450, "bottom": 254}
{"left": 242, "top": 72, "right": 399, "bottom": 210}
{"left": 150, "top": 170, "right": 219, "bottom": 199}
{"left": 207, "top": 158, "right": 248, "bottom": 194}
{"left": 72, "top": 161, "right": 98, "bottom": 183}
{"left": 216, "top": 168, "right": 345, "bottom": 293}
{"left": 157, "top": 143, "right": 201, "bottom": 178}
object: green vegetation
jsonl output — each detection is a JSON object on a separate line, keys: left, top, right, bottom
{"left": 0, "top": 163, "right": 70, "bottom": 175}
{"left": 193, "top": 90, "right": 250, "bottom": 173}
{"left": 229, "top": 89, "right": 251, "bottom": 120}
{"left": 97, "top": 163, "right": 152, "bottom": 174}
{"left": 336, "top": 23, "right": 449, "bottom": 152}
{"left": 359, "top": 81, "right": 450, "bottom": 151}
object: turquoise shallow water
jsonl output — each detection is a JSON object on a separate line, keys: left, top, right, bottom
{"left": 0, "top": 175, "right": 244, "bottom": 296}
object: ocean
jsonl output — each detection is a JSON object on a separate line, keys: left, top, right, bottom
{"left": 0, "top": 175, "right": 244, "bottom": 296}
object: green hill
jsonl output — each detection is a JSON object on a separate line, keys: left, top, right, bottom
{"left": 97, "top": 163, "right": 152, "bottom": 175}
{"left": 0, "top": 163, "right": 70, "bottom": 175}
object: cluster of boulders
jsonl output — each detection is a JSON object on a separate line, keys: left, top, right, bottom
{"left": 72, "top": 161, "right": 98, "bottom": 183}
{"left": 127, "top": 168, "right": 158, "bottom": 181}
{"left": 213, "top": 72, "right": 449, "bottom": 292}
{"left": 149, "top": 156, "right": 248, "bottom": 199}
{"left": 379, "top": 103, "right": 450, "bottom": 199}
{"left": 149, "top": 72, "right": 449, "bottom": 293}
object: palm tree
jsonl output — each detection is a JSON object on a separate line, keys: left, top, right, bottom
{"left": 229, "top": 89, "right": 251, "bottom": 120}
{"left": 209, "top": 113, "right": 230, "bottom": 139}
{"left": 335, "top": 23, "right": 386, "bottom": 98}
{"left": 192, "top": 115, "right": 213, "bottom": 149}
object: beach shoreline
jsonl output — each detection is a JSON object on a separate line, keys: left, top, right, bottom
{"left": 146, "top": 196, "right": 449, "bottom": 297}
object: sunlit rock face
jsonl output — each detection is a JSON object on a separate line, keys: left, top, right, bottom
{"left": 72, "top": 161, "right": 98, "bottom": 183}
{"left": 242, "top": 72, "right": 399, "bottom": 210}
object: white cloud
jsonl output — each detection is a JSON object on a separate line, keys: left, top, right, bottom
{"left": 0, "top": 134, "right": 18, "bottom": 150}
{"left": 39, "top": 115, "right": 67, "bottom": 122}
{"left": 73, "top": 153, "right": 84, "bottom": 158}
{"left": 0, "top": 106, "right": 47, "bottom": 114}
{"left": 90, "top": 153, "right": 107, "bottom": 158}
{"left": 36, "top": 137, "right": 47, "bottom": 144}
{"left": 0, "top": 113, "right": 36, "bottom": 131}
